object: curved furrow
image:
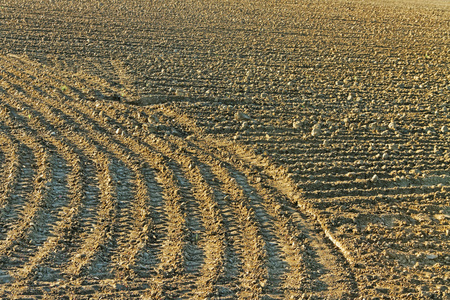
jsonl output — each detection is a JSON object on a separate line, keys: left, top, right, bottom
{"left": 203, "top": 143, "right": 359, "bottom": 298}
{"left": 133, "top": 164, "right": 166, "bottom": 278}
{"left": 108, "top": 159, "right": 154, "bottom": 281}
{"left": 0, "top": 104, "right": 53, "bottom": 264}
{"left": 0, "top": 130, "right": 21, "bottom": 215}
{"left": 0, "top": 57, "right": 186, "bottom": 294}
{"left": 62, "top": 145, "right": 115, "bottom": 278}
{"left": 0, "top": 98, "right": 106, "bottom": 283}
{"left": 0, "top": 77, "right": 119, "bottom": 282}
{"left": 145, "top": 135, "right": 268, "bottom": 298}
{"left": 190, "top": 137, "right": 360, "bottom": 297}
{"left": 132, "top": 137, "right": 226, "bottom": 298}
{"left": 1, "top": 60, "right": 158, "bottom": 283}
{"left": 186, "top": 159, "right": 241, "bottom": 298}
{"left": 10, "top": 136, "right": 84, "bottom": 286}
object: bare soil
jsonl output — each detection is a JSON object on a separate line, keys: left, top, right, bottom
{"left": 0, "top": 0, "right": 449, "bottom": 299}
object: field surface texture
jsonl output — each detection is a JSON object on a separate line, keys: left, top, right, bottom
{"left": 0, "top": 0, "right": 449, "bottom": 299}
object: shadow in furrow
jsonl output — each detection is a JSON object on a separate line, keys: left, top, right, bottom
{"left": 193, "top": 160, "right": 240, "bottom": 299}
{"left": 88, "top": 158, "right": 133, "bottom": 280}
{"left": 223, "top": 166, "right": 288, "bottom": 298}
{"left": 168, "top": 161, "right": 205, "bottom": 276}
{"left": 134, "top": 164, "right": 166, "bottom": 277}
{"left": 0, "top": 137, "right": 35, "bottom": 233}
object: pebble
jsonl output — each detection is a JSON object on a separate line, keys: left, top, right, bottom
{"left": 388, "top": 121, "right": 396, "bottom": 130}
{"left": 311, "top": 122, "right": 321, "bottom": 137}
{"left": 382, "top": 153, "right": 389, "bottom": 160}
{"left": 235, "top": 111, "right": 251, "bottom": 121}
{"left": 371, "top": 174, "right": 379, "bottom": 182}
{"left": 441, "top": 125, "right": 448, "bottom": 133}
{"left": 388, "top": 144, "right": 398, "bottom": 151}
{"left": 323, "top": 139, "right": 329, "bottom": 147}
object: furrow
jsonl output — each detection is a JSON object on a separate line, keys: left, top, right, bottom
{"left": 141, "top": 137, "right": 226, "bottom": 298}
{"left": 0, "top": 57, "right": 185, "bottom": 295}
{"left": 164, "top": 134, "right": 292, "bottom": 297}
{"left": 1, "top": 59, "right": 157, "bottom": 282}
{"left": 158, "top": 136, "right": 268, "bottom": 298}
{"left": 0, "top": 94, "right": 114, "bottom": 282}
{"left": 0, "top": 104, "right": 53, "bottom": 266}
{"left": 0, "top": 130, "right": 20, "bottom": 215}
{"left": 0, "top": 68, "right": 118, "bottom": 280}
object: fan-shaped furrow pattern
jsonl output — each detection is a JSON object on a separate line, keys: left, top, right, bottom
{"left": 163, "top": 106, "right": 363, "bottom": 296}
{"left": 0, "top": 96, "right": 114, "bottom": 284}
{"left": 0, "top": 72, "right": 119, "bottom": 282}
{"left": 154, "top": 136, "right": 269, "bottom": 298}
{"left": 0, "top": 74, "right": 147, "bottom": 284}
{"left": 0, "top": 55, "right": 366, "bottom": 299}
{"left": 0, "top": 58, "right": 188, "bottom": 296}
{"left": 132, "top": 137, "right": 226, "bottom": 298}
{"left": 0, "top": 104, "right": 53, "bottom": 267}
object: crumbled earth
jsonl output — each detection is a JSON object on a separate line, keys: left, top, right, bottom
{"left": 0, "top": 0, "right": 449, "bottom": 299}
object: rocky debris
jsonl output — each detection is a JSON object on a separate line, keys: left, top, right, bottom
{"left": 311, "top": 122, "right": 321, "bottom": 137}
{"left": 235, "top": 111, "right": 251, "bottom": 121}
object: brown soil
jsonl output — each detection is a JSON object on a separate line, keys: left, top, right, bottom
{"left": 0, "top": 0, "right": 448, "bottom": 299}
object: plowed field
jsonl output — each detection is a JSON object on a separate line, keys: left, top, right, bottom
{"left": 0, "top": 0, "right": 449, "bottom": 299}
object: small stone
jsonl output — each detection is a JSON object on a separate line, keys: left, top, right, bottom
{"left": 427, "top": 254, "right": 438, "bottom": 260}
{"left": 388, "top": 144, "right": 398, "bottom": 151}
{"left": 235, "top": 111, "right": 251, "bottom": 121}
{"left": 347, "top": 93, "right": 353, "bottom": 101}
{"left": 116, "top": 128, "right": 122, "bottom": 135}
{"left": 382, "top": 153, "right": 389, "bottom": 160}
{"left": 293, "top": 121, "right": 301, "bottom": 129}
{"left": 311, "top": 122, "right": 321, "bottom": 137}
{"left": 240, "top": 121, "right": 248, "bottom": 129}
{"left": 371, "top": 174, "right": 379, "bottom": 182}
{"left": 388, "top": 121, "right": 396, "bottom": 130}
{"left": 441, "top": 125, "right": 448, "bottom": 133}
{"left": 323, "top": 139, "right": 329, "bottom": 147}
